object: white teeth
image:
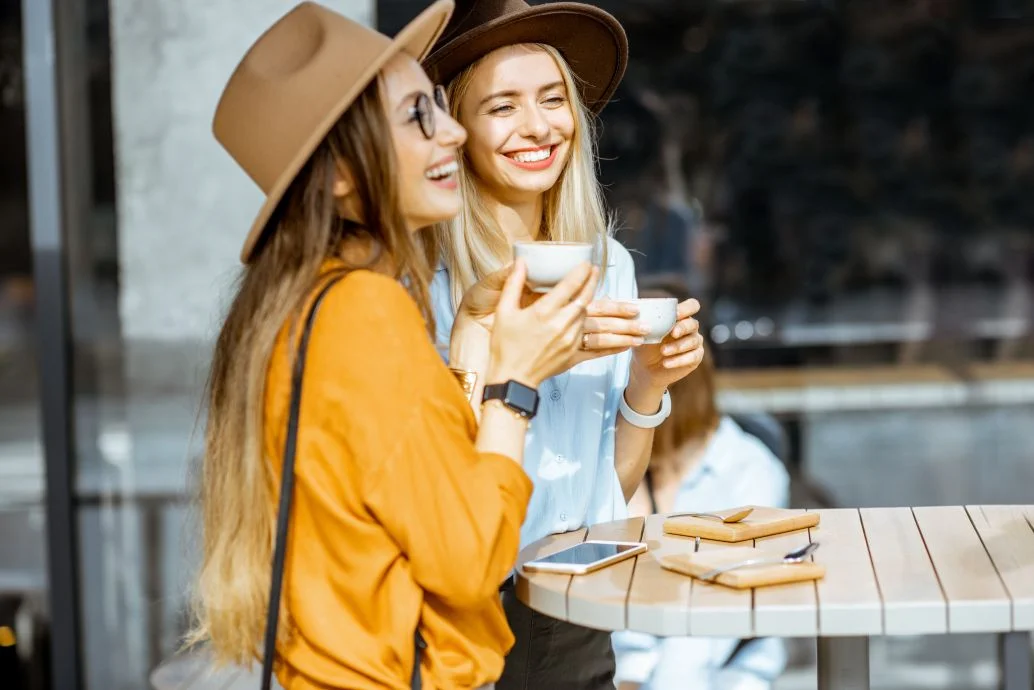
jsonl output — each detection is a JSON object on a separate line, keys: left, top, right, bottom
{"left": 511, "top": 148, "right": 551, "bottom": 163}
{"left": 425, "top": 160, "right": 458, "bottom": 180}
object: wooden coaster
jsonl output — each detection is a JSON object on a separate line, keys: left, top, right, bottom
{"left": 660, "top": 546, "right": 825, "bottom": 589}
{"left": 663, "top": 506, "right": 819, "bottom": 543}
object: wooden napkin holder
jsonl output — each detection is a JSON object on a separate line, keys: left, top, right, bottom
{"left": 659, "top": 547, "right": 825, "bottom": 589}
{"left": 662, "top": 506, "right": 819, "bottom": 543}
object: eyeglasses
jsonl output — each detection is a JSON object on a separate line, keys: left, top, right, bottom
{"left": 409, "top": 85, "right": 449, "bottom": 140}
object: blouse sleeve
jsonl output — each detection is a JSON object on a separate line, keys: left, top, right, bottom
{"left": 365, "top": 398, "right": 533, "bottom": 608}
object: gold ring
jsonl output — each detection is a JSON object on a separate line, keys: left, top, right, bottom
{"left": 582, "top": 333, "right": 589, "bottom": 349}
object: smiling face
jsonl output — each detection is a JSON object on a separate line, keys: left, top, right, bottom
{"left": 455, "top": 44, "right": 576, "bottom": 205}
{"left": 377, "top": 52, "right": 468, "bottom": 231}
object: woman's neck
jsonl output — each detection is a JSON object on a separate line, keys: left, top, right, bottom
{"left": 482, "top": 190, "right": 545, "bottom": 243}
{"left": 338, "top": 232, "right": 395, "bottom": 275}
{"left": 651, "top": 430, "right": 714, "bottom": 487}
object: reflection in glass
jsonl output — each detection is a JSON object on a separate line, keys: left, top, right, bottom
{"left": 0, "top": 1, "right": 49, "bottom": 688}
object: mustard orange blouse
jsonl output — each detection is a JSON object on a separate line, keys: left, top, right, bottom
{"left": 263, "top": 267, "right": 533, "bottom": 689}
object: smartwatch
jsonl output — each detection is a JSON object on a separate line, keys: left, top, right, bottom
{"left": 482, "top": 380, "right": 540, "bottom": 420}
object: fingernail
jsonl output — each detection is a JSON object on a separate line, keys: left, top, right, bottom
{"left": 662, "top": 345, "right": 675, "bottom": 356}
{"left": 633, "top": 337, "right": 645, "bottom": 346}
{"left": 638, "top": 324, "right": 651, "bottom": 335}
{"left": 662, "top": 359, "right": 675, "bottom": 369}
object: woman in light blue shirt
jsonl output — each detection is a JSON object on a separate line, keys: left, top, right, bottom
{"left": 433, "top": 236, "right": 640, "bottom": 547}
{"left": 422, "top": 2, "right": 705, "bottom": 688}
{"left": 614, "top": 290, "right": 790, "bottom": 690}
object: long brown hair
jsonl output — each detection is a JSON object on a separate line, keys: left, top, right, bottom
{"left": 653, "top": 347, "right": 719, "bottom": 458}
{"left": 188, "top": 77, "right": 436, "bottom": 665}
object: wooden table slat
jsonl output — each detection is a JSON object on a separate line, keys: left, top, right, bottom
{"left": 686, "top": 536, "right": 753, "bottom": 638}
{"left": 753, "top": 513, "right": 818, "bottom": 637}
{"left": 514, "top": 528, "right": 587, "bottom": 620}
{"left": 966, "top": 505, "right": 1034, "bottom": 630}
{"left": 811, "top": 509, "right": 883, "bottom": 636}
{"left": 860, "top": 507, "right": 946, "bottom": 635}
{"left": 625, "top": 514, "right": 693, "bottom": 636}
{"left": 567, "top": 518, "right": 646, "bottom": 630}
{"left": 716, "top": 364, "right": 956, "bottom": 391}
{"left": 913, "top": 506, "right": 1011, "bottom": 633}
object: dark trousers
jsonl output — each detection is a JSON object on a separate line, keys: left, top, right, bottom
{"left": 496, "top": 585, "right": 616, "bottom": 690}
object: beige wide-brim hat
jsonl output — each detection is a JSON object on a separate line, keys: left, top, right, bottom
{"left": 423, "top": 0, "right": 627, "bottom": 115}
{"left": 213, "top": 0, "right": 454, "bottom": 263}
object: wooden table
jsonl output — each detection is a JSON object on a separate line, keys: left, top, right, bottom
{"left": 515, "top": 506, "right": 1034, "bottom": 690}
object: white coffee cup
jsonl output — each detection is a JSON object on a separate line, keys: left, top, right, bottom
{"left": 624, "top": 298, "right": 678, "bottom": 344}
{"left": 513, "top": 241, "right": 594, "bottom": 293}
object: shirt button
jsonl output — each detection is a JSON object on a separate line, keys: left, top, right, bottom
{"left": 550, "top": 389, "right": 562, "bottom": 401}
{"left": 560, "top": 512, "right": 568, "bottom": 521}
{"left": 556, "top": 454, "right": 565, "bottom": 463}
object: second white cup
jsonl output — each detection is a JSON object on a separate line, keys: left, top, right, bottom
{"left": 623, "top": 298, "right": 678, "bottom": 344}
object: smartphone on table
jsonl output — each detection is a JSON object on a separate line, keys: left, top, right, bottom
{"left": 521, "top": 540, "right": 647, "bottom": 575}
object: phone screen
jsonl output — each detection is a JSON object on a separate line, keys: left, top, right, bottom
{"left": 528, "top": 542, "right": 641, "bottom": 568}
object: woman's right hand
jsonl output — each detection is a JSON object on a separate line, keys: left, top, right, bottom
{"left": 487, "top": 259, "right": 599, "bottom": 388}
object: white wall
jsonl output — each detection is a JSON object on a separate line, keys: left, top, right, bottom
{"left": 112, "top": 0, "right": 375, "bottom": 343}
{"left": 99, "top": 3, "right": 375, "bottom": 688}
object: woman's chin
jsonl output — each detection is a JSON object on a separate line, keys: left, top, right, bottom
{"left": 407, "top": 205, "right": 461, "bottom": 230}
{"left": 503, "top": 170, "right": 563, "bottom": 197}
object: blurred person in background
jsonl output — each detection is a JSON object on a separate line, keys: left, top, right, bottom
{"left": 613, "top": 281, "right": 789, "bottom": 690}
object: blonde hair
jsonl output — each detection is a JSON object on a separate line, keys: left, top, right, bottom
{"left": 187, "top": 78, "right": 435, "bottom": 665}
{"left": 433, "top": 44, "right": 612, "bottom": 308}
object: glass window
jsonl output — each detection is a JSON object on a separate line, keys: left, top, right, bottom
{"left": 0, "top": 1, "right": 50, "bottom": 687}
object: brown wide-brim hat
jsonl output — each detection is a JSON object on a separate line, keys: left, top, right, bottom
{"left": 423, "top": 0, "right": 627, "bottom": 115}
{"left": 214, "top": 1, "right": 454, "bottom": 263}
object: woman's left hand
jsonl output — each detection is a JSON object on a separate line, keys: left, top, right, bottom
{"left": 630, "top": 298, "right": 705, "bottom": 389}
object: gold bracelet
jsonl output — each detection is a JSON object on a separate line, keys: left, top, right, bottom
{"left": 480, "top": 398, "right": 531, "bottom": 423}
{"left": 448, "top": 368, "right": 477, "bottom": 402}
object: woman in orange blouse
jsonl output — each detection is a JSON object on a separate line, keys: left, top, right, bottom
{"left": 188, "top": 3, "right": 596, "bottom": 689}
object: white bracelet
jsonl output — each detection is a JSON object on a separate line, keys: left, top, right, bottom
{"left": 619, "top": 388, "right": 672, "bottom": 429}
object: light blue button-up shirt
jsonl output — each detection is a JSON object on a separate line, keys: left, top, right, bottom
{"left": 430, "top": 237, "right": 636, "bottom": 549}
{"left": 612, "top": 416, "right": 791, "bottom": 689}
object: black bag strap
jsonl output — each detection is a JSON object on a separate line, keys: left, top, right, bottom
{"left": 260, "top": 273, "right": 425, "bottom": 690}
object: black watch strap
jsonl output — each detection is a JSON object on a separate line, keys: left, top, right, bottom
{"left": 482, "top": 380, "right": 540, "bottom": 419}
